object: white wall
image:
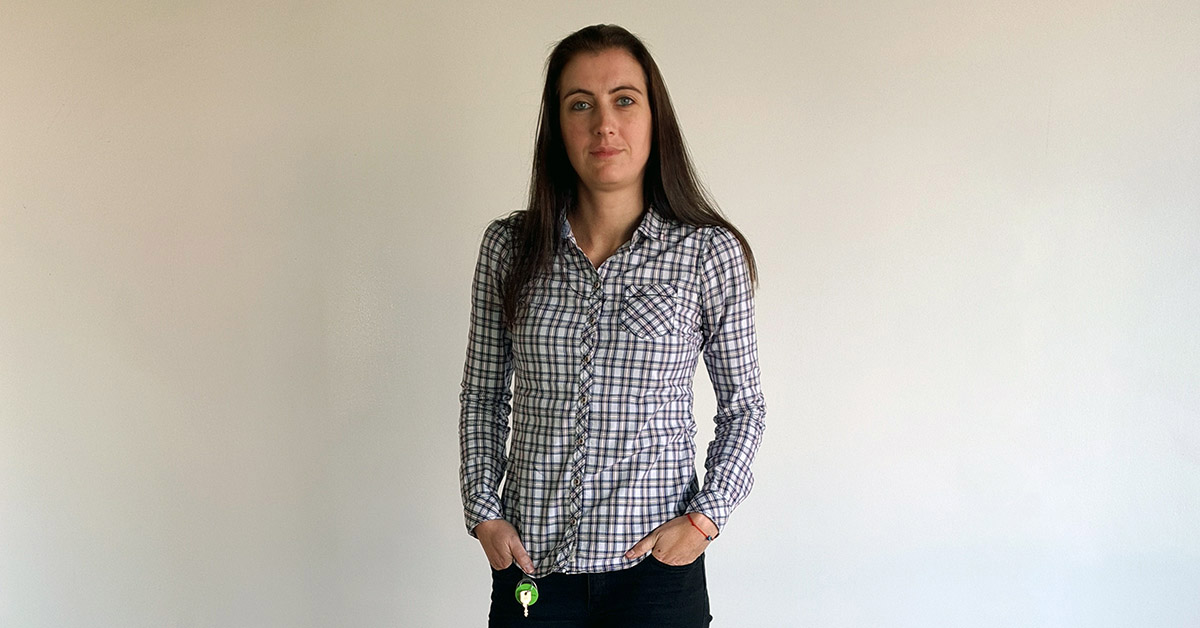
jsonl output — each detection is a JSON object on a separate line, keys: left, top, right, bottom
{"left": 2, "top": 1, "right": 1197, "bottom": 626}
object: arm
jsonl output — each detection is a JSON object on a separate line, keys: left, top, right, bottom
{"left": 459, "top": 219, "right": 515, "bottom": 538}
{"left": 625, "top": 228, "right": 765, "bottom": 564}
{"left": 685, "top": 226, "right": 766, "bottom": 533}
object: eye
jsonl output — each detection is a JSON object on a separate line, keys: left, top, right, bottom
{"left": 570, "top": 101, "right": 591, "bottom": 111}
{"left": 616, "top": 96, "right": 635, "bottom": 106}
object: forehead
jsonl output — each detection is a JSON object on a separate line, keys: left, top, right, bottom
{"left": 557, "top": 49, "right": 646, "bottom": 97}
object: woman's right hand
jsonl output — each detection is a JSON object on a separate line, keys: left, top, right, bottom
{"left": 475, "top": 519, "right": 536, "bottom": 574}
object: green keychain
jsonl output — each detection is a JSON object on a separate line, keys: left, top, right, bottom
{"left": 515, "top": 576, "right": 539, "bottom": 618}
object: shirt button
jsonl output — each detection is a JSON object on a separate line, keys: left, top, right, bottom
{"left": 576, "top": 437, "right": 584, "bottom": 446}
{"left": 592, "top": 279, "right": 601, "bottom": 290}
{"left": 581, "top": 354, "right": 590, "bottom": 366}
{"left": 570, "top": 517, "right": 578, "bottom": 526}
{"left": 587, "top": 315, "right": 596, "bottom": 325}
{"left": 573, "top": 477, "right": 581, "bottom": 486}
{"left": 579, "top": 394, "right": 587, "bottom": 404}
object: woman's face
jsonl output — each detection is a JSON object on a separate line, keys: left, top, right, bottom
{"left": 557, "top": 48, "right": 653, "bottom": 198}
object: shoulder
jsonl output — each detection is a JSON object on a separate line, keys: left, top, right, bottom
{"left": 483, "top": 212, "right": 521, "bottom": 241}
{"left": 479, "top": 211, "right": 524, "bottom": 258}
{"left": 699, "top": 224, "right": 745, "bottom": 264}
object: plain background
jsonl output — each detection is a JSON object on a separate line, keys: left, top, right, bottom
{"left": 2, "top": 1, "right": 1198, "bottom": 626}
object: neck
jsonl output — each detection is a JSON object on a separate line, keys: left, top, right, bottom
{"left": 567, "top": 185, "right": 645, "bottom": 269}
{"left": 570, "top": 185, "right": 644, "bottom": 245}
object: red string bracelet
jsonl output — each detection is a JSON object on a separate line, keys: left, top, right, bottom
{"left": 687, "top": 513, "right": 718, "bottom": 541}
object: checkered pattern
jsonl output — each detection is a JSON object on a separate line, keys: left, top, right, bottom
{"left": 459, "top": 205, "right": 766, "bottom": 575}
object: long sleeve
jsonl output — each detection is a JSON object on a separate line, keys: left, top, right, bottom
{"left": 685, "top": 226, "right": 767, "bottom": 532}
{"left": 459, "top": 218, "right": 515, "bottom": 537}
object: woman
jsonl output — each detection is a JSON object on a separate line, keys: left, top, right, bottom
{"left": 459, "top": 24, "right": 766, "bottom": 627}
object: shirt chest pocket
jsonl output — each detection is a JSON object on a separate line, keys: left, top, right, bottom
{"left": 619, "top": 283, "right": 678, "bottom": 338}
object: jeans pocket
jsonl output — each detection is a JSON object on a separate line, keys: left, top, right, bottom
{"left": 646, "top": 551, "right": 703, "bottom": 572}
{"left": 490, "top": 562, "right": 520, "bottom": 577}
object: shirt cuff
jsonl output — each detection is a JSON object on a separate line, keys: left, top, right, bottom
{"left": 685, "top": 490, "right": 733, "bottom": 533}
{"left": 464, "top": 493, "right": 504, "bottom": 538}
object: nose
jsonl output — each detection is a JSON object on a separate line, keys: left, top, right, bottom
{"left": 593, "top": 105, "right": 616, "bottom": 136}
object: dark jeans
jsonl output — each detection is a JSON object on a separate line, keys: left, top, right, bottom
{"left": 488, "top": 553, "right": 712, "bottom": 627}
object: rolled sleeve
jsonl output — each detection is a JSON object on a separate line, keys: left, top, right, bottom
{"left": 459, "top": 218, "right": 516, "bottom": 537}
{"left": 685, "top": 227, "right": 766, "bottom": 532}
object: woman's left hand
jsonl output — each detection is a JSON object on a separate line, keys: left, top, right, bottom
{"left": 625, "top": 512, "right": 718, "bottom": 566}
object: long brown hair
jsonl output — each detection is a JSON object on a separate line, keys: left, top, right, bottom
{"left": 500, "top": 24, "right": 758, "bottom": 326}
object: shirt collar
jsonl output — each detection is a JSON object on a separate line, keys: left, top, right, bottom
{"left": 558, "top": 204, "right": 667, "bottom": 246}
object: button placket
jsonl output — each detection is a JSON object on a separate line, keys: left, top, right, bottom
{"left": 564, "top": 272, "right": 602, "bottom": 564}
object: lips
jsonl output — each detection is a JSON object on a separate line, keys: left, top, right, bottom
{"left": 590, "top": 147, "right": 621, "bottom": 157}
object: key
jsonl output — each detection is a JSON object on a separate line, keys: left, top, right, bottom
{"left": 515, "top": 576, "right": 539, "bottom": 618}
{"left": 519, "top": 589, "right": 532, "bottom": 617}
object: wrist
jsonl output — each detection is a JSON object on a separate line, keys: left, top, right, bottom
{"left": 473, "top": 518, "right": 508, "bottom": 536}
{"left": 686, "top": 512, "right": 719, "bottom": 541}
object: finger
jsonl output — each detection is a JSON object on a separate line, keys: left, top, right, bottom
{"left": 510, "top": 541, "right": 535, "bottom": 574}
{"left": 624, "top": 533, "right": 656, "bottom": 559}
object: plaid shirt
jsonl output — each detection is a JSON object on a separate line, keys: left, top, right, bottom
{"left": 459, "top": 205, "right": 766, "bottom": 575}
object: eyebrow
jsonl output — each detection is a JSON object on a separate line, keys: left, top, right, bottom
{"left": 561, "top": 85, "right": 644, "bottom": 99}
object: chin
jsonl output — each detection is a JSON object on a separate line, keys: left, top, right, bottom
{"left": 588, "top": 170, "right": 634, "bottom": 185}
